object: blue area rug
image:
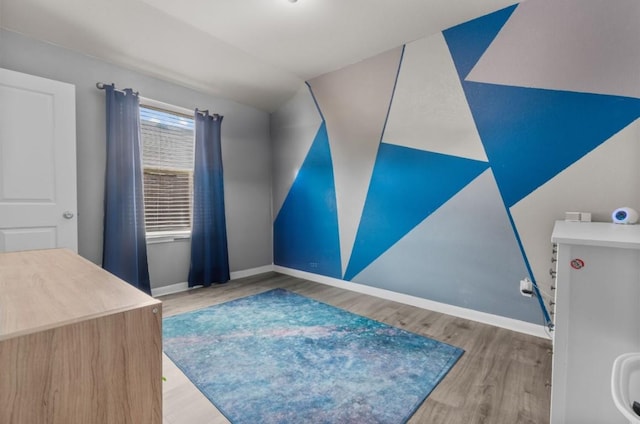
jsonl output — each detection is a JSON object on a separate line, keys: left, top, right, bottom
{"left": 163, "top": 289, "right": 464, "bottom": 423}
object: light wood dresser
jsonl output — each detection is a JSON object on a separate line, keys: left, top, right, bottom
{"left": 0, "top": 248, "right": 162, "bottom": 424}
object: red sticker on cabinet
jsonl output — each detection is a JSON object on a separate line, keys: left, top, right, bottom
{"left": 570, "top": 258, "right": 585, "bottom": 270}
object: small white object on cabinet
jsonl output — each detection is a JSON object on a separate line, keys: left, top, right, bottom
{"left": 612, "top": 207, "right": 639, "bottom": 225}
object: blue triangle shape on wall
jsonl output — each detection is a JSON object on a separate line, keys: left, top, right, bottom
{"left": 443, "top": 4, "right": 518, "bottom": 80}
{"left": 461, "top": 83, "right": 640, "bottom": 207}
{"left": 273, "top": 122, "right": 342, "bottom": 278}
{"left": 443, "top": 6, "right": 640, "bottom": 208}
{"left": 344, "top": 143, "right": 489, "bottom": 281}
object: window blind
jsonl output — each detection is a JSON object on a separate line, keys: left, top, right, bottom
{"left": 139, "top": 106, "right": 195, "bottom": 234}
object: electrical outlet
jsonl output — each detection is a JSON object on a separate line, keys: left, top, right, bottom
{"left": 520, "top": 278, "right": 533, "bottom": 297}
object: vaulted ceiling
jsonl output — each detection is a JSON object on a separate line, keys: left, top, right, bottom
{"left": 0, "top": 0, "right": 517, "bottom": 111}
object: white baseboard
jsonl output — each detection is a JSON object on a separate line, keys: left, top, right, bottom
{"left": 273, "top": 266, "right": 550, "bottom": 340}
{"left": 230, "top": 264, "right": 274, "bottom": 280}
{"left": 151, "top": 282, "right": 190, "bottom": 297}
{"left": 151, "top": 264, "right": 275, "bottom": 297}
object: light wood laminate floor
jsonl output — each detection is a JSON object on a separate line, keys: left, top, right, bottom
{"left": 160, "top": 272, "right": 552, "bottom": 424}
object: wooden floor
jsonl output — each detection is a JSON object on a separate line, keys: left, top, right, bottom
{"left": 160, "top": 272, "right": 552, "bottom": 424}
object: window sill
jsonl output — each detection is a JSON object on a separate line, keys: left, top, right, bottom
{"left": 146, "top": 231, "right": 191, "bottom": 244}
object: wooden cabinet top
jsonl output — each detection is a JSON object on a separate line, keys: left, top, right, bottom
{"left": 0, "top": 248, "right": 160, "bottom": 341}
{"left": 551, "top": 220, "right": 640, "bottom": 250}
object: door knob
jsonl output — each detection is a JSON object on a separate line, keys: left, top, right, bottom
{"left": 62, "top": 211, "right": 75, "bottom": 219}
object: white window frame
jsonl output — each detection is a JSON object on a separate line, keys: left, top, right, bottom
{"left": 139, "top": 97, "right": 195, "bottom": 243}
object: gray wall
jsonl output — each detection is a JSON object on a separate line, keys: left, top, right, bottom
{"left": 0, "top": 29, "right": 273, "bottom": 289}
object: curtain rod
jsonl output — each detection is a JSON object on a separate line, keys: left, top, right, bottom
{"left": 97, "top": 82, "right": 221, "bottom": 118}
{"left": 195, "top": 108, "right": 221, "bottom": 120}
{"left": 95, "top": 82, "right": 138, "bottom": 96}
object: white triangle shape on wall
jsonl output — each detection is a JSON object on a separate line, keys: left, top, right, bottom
{"left": 384, "top": 32, "right": 488, "bottom": 162}
{"left": 467, "top": 0, "right": 640, "bottom": 99}
{"left": 308, "top": 47, "right": 404, "bottom": 276}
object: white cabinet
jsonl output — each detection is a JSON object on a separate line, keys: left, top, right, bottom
{"left": 550, "top": 221, "right": 640, "bottom": 424}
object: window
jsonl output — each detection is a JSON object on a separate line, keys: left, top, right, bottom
{"left": 139, "top": 102, "right": 195, "bottom": 238}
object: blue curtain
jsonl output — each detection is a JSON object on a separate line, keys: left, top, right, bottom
{"left": 102, "top": 85, "right": 151, "bottom": 295}
{"left": 188, "top": 111, "right": 230, "bottom": 287}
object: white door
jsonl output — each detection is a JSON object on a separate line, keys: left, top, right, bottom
{"left": 0, "top": 68, "right": 78, "bottom": 252}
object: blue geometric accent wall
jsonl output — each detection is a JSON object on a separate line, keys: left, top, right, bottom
{"left": 272, "top": 1, "right": 640, "bottom": 325}
{"left": 273, "top": 122, "right": 342, "bottom": 279}
{"left": 443, "top": 10, "right": 640, "bottom": 208}
{"left": 461, "top": 84, "right": 640, "bottom": 208}
{"left": 442, "top": 5, "right": 518, "bottom": 81}
{"left": 344, "top": 144, "right": 489, "bottom": 280}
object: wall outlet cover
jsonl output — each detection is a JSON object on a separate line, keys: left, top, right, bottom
{"left": 520, "top": 278, "right": 533, "bottom": 297}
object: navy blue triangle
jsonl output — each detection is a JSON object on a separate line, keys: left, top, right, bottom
{"left": 273, "top": 122, "right": 342, "bottom": 278}
{"left": 461, "top": 83, "right": 640, "bottom": 207}
{"left": 344, "top": 143, "right": 489, "bottom": 281}
{"left": 443, "top": 4, "right": 518, "bottom": 80}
